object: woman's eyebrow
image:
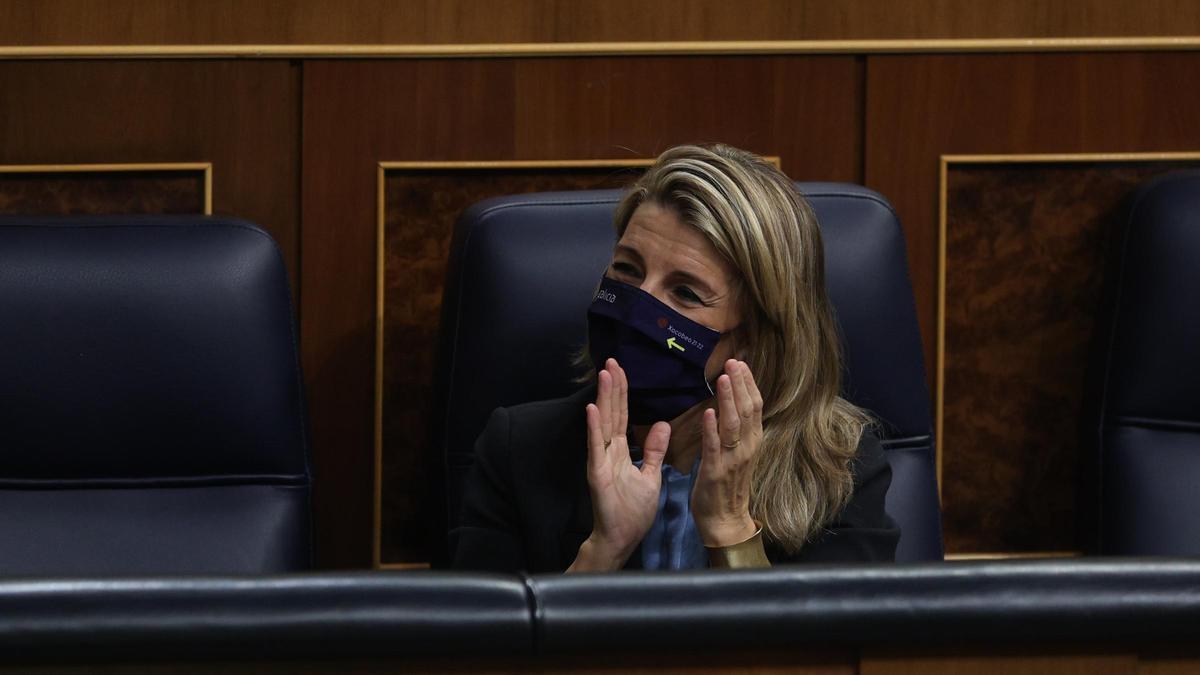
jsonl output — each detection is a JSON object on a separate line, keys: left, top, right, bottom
{"left": 614, "top": 243, "right": 722, "bottom": 299}
{"left": 613, "top": 244, "right": 644, "bottom": 264}
{"left": 668, "top": 270, "right": 718, "bottom": 298}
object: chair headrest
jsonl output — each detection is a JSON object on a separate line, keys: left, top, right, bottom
{"left": 0, "top": 216, "right": 309, "bottom": 483}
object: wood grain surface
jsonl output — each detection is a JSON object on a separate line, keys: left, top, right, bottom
{"left": 0, "top": 170, "right": 205, "bottom": 215}
{"left": 941, "top": 160, "right": 1199, "bottom": 554}
{"left": 4, "top": 0, "right": 1200, "bottom": 46}
{"left": 862, "top": 646, "right": 1138, "bottom": 675}
{"left": 0, "top": 60, "right": 300, "bottom": 282}
{"left": 865, "top": 51, "right": 1200, "bottom": 402}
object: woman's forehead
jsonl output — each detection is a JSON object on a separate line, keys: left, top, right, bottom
{"left": 619, "top": 203, "right": 736, "bottom": 283}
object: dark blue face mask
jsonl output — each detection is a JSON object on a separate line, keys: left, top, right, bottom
{"left": 587, "top": 276, "right": 722, "bottom": 425}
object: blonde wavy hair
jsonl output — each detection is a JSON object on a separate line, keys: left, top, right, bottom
{"left": 613, "top": 144, "right": 870, "bottom": 553}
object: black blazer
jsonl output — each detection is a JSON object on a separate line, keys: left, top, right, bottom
{"left": 450, "top": 385, "right": 899, "bottom": 573}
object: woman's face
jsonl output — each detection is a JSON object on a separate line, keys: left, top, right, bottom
{"left": 606, "top": 202, "right": 743, "bottom": 382}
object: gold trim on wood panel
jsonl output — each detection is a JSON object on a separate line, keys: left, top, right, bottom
{"left": 373, "top": 163, "right": 387, "bottom": 570}
{"left": 4, "top": 37, "right": 1200, "bottom": 59}
{"left": 0, "top": 162, "right": 214, "bottom": 214}
{"left": 942, "top": 152, "right": 1200, "bottom": 164}
{"left": 203, "top": 163, "right": 212, "bottom": 214}
{"left": 936, "top": 158, "right": 948, "bottom": 500}
{"left": 936, "top": 151, "right": 1200, "bottom": 560}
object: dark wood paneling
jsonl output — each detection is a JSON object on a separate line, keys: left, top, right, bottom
{"left": 864, "top": 52, "right": 1200, "bottom": 553}
{"left": 0, "top": 169, "right": 205, "bottom": 214}
{"left": 942, "top": 160, "right": 1198, "bottom": 554}
{"left": 865, "top": 51, "right": 1200, "bottom": 391}
{"left": 5, "top": 0, "right": 1200, "bottom": 45}
{"left": 0, "top": 61, "right": 300, "bottom": 282}
{"left": 862, "top": 646, "right": 1137, "bottom": 675}
{"left": 302, "top": 56, "right": 860, "bottom": 567}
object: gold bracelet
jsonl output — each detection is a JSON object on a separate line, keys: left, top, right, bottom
{"left": 705, "top": 521, "right": 771, "bottom": 569}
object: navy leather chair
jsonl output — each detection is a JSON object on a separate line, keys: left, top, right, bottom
{"left": 435, "top": 185, "right": 942, "bottom": 563}
{"left": 0, "top": 216, "right": 312, "bottom": 575}
{"left": 1093, "top": 172, "right": 1200, "bottom": 555}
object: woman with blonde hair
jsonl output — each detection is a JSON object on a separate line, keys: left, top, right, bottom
{"left": 452, "top": 144, "right": 897, "bottom": 572}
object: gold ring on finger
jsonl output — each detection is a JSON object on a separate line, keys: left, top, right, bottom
{"left": 721, "top": 439, "right": 740, "bottom": 449}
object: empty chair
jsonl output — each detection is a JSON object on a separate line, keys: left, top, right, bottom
{"left": 1092, "top": 172, "right": 1200, "bottom": 555}
{"left": 0, "top": 216, "right": 312, "bottom": 575}
{"left": 434, "top": 185, "right": 942, "bottom": 563}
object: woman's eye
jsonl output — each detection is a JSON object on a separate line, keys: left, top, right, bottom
{"left": 673, "top": 286, "right": 703, "bottom": 304}
{"left": 611, "top": 262, "right": 641, "bottom": 278}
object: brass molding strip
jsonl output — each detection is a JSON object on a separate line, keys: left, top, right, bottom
{"left": 936, "top": 158, "right": 948, "bottom": 499}
{"left": 373, "top": 163, "right": 387, "bottom": 570}
{"left": 942, "top": 152, "right": 1200, "bottom": 164}
{"left": 204, "top": 163, "right": 212, "bottom": 214}
{"left": 935, "top": 150, "right": 1200, "bottom": 523}
{"left": 0, "top": 162, "right": 213, "bottom": 214}
{"left": 5, "top": 37, "right": 1200, "bottom": 60}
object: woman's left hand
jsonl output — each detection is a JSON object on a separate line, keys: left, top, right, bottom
{"left": 691, "top": 359, "right": 764, "bottom": 547}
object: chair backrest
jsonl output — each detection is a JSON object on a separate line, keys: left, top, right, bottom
{"left": 0, "top": 216, "right": 312, "bottom": 575}
{"left": 1094, "top": 172, "right": 1200, "bottom": 554}
{"left": 435, "top": 185, "right": 943, "bottom": 562}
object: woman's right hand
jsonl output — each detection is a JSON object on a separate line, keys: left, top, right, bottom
{"left": 567, "top": 358, "right": 671, "bottom": 573}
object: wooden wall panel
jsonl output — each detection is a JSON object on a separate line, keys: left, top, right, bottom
{"left": 864, "top": 52, "right": 1200, "bottom": 554}
{"left": 0, "top": 61, "right": 300, "bottom": 282}
{"left": 4, "top": 0, "right": 1200, "bottom": 46}
{"left": 0, "top": 168, "right": 206, "bottom": 215}
{"left": 302, "top": 56, "right": 861, "bottom": 567}
{"left": 942, "top": 159, "right": 1199, "bottom": 555}
{"left": 866, "top": 51, "right": 1200, "bottom": 393}
{"left": 862, "top": 647, "right": 1138, "bottom": 675}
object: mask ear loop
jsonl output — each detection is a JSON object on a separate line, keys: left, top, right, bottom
{"left": 705, "top": 322, "right": 747, "bottom": 398}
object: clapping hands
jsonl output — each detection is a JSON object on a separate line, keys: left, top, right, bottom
{"left": 567, "top": 357, "right": 765, "bottom": 572}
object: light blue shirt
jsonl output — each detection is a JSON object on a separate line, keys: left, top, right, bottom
{"left": 636, "top": 456, "right": 708, "bottom": 570}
